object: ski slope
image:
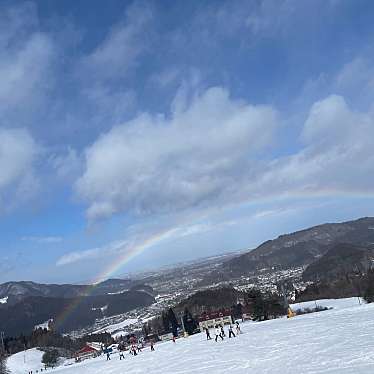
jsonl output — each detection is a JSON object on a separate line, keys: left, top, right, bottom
{"left": 7, "top": 348, "right": 44, "bottom": 374}
{"left": 290, "top": 296, "right": 363, "bottom": 311}
{"left": 7, "top": 298, "right": 374, "bottom": 373}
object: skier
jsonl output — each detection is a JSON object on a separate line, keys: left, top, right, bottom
{"left": 132, "top": 345, "right": 138, "bottom": 356}
{"left": 228, "top": 325, "right": 236, "bottom": 338}
{"left": 137, "top": 342, "right": 142, "bottom": 353}
{"left": 235, "top": 321, "right": 241, "bottom": 335}
{"left": 150, "top": 340, "right": 155, "bottom": 351}
{"left": 220, "top": 325, "right": 226, "bottom": 337}
{"left": 215, "top": 325, "right": 224, "bottom": 342}
{"left": 172, "top": 335, "right": 176, "bottom": 343}
{"left": 205, "top": 327, "right": 212, "bottom": 340}
{"left": 119, "top": 351, "right": 125, "bottom": 360}
{"left": 106, "top": 352, "right": 111, "bottom": 361}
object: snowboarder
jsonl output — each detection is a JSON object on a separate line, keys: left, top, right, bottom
{"left": 205, "top": 327, "right": 212, "bottom": 340}
{"left": 228, "top": 325, "right": 236, "bottom": 338}
{"left": 215, "top": 325, "right": 224, "bottom": 342}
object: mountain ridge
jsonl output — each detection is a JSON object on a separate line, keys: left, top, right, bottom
{"left": 224, "top": 217, "right": 374, "bottom": 274}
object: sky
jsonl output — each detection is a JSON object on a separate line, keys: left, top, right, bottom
{"left": 1, "top": 0, "right": 374, "bottom": 284}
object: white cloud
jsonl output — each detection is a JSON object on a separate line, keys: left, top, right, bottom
{"left": 302, "top": 95, "right": 355, "bottom": 145}
{"left": 335, "top": 57, "right": 374, "bottom": 93}
{"left": 0, "top": 128, "right": 40, "bottom": 212}
{"left": 79, "top": 2, "right": 152, "bottom": 82}
{"left": 149, "top": 68, "right": 181, "bottom": 88}
{"left": 21, "top": 236, "right": 63, "bottom": 244}
{"left": 56, "top": 219, "right": 236, "bottom": 266}
{"left": 57, "top": 246, "right": 105, "bottom": 266}
{"left": 75, "top": 86, "right": 278, "bottom": 220}
{"left": 255, "top": 94, "right": 374, "bottom": 198}
{"left": 73, "top": 77, "right": 374, "bottom": 228}
{"left": 0, "top": 3, "right": 56, "bottom": 121}
{"left": 50, "top": 147, "right": 83, "bottom": 182}
{"left": 57, "top": 231, "right": 163, "bottom": 266}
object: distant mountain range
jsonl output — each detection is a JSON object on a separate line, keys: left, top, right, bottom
{"left": 0, "top": 278, "right": 145, "bottom": 306}
{"left": 0, "top": 278, "right": 155, "bottom": 336}
{"left": 0, "top": 290, "right": 155, "bottom": 337}
{"left": 224, "top": 217, "right": 374, "bottom": 276}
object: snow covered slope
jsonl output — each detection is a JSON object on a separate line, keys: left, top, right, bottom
{"left": 7, "top": 348, "right": 44, "bottom": 374}
{"left": 93, "top": 318, "right": 139, "bottom": 334}
{"left": 14, "top": 298, "right": 372, "bottom": 374}
{"left": 6, "top": 348, "right": 74, "bottom": 374}
{"left": 290, "top": 296, "right": 363, "bottom": 311}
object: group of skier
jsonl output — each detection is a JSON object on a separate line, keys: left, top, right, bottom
{"left": 105, "top": 336, "right": 155, "bottom": 362}
{"left": 205, "top": 320, "right": 241, "bottom": 342}
{"left": 104, "top": 320, "right": 242, "bottom": 363}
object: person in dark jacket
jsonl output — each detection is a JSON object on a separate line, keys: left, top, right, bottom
{"left": 220, "top": 325, "right": 226, "bottom": 337}
{"left": 205, "top": 327, "right": 212, "bottom": 340}
{"left": 228, "top": 325, "right": 236, "bottom": 338}
{"left": 235, "top": 321, "right": 241, "bottom": 335}
{"left": 215, "top": 325, "right": 224, "bottom": 342}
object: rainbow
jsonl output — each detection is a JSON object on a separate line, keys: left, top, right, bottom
{"left": 54, "top": 227, "right": 179, "bottom": 331}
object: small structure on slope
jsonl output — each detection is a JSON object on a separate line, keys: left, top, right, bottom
{"left": 197, "top": 309, "right": 233, "bottom": 331}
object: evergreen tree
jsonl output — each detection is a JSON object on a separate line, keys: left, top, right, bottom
{"left": 182, "top": 308, "right": 197, "bottom": 335}
{"left": 167, "top": 308, "right": 179, "bottom": 337}
{"left": 161, "top": 311, "right": 170, "bottom": 333}
{"left": 42, "top": 349, "right": 59, "bottom": 367}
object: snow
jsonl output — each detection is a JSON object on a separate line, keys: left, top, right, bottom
{"left": 93, "top": 318, "right": 139, "bottom": 334}
{"left": 7, "top": 348, "right": 44, "bottom": 374}
{"left": 290, "top": 297, "right": 363, "bottom": 311}
{"left": 10, "top": 298, "right": 373, "bottom": 374}
{"left": 6, "top": 348, "right": 75, "bottom": 373}
{"left": 0, "top": 296, "right": 8, "bottom": 304}
{"left": 34, "top": 319, "right": 52, "bottom": 330}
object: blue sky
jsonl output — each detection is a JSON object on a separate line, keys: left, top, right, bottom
{"left": 1, "top": 0, "right": 374, "bottom": 284}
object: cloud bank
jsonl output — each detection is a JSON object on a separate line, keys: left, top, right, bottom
{"left": 75, "top": 89, "right": 374, "bottom": 223}
{"left": 76, "top": 87, "right": 278, "bottom": 220}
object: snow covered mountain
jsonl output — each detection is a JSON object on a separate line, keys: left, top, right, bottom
{"left": 0, "top": 279, "right": 141, "bottom": 304}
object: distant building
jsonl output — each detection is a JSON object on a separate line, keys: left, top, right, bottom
{"left": 159, "top": 332, "right": 174, "bottom": 341}
{"left": 197, "top": 310, "right": 233, "bottom": 331}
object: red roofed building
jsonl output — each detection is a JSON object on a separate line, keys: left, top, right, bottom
{"left": 74, "top": 345, "right": 100, "bottom": 362}
{"left": 197, "top": 309, "right": 233, "bottom": 331}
